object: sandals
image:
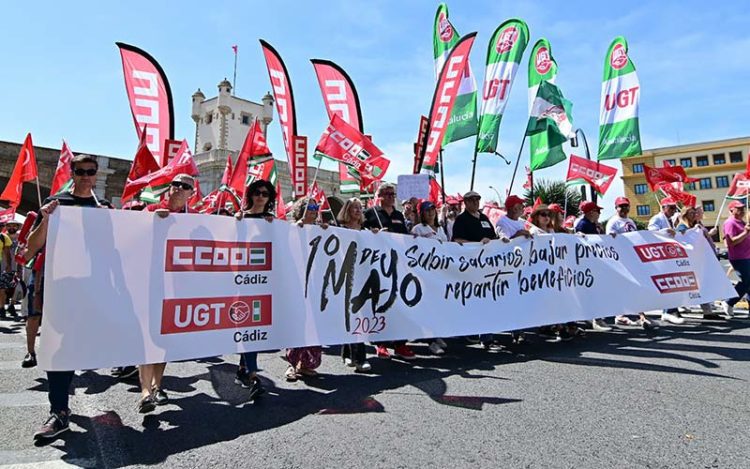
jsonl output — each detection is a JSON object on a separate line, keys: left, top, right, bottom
{"left": 284, "top": 366, "right": 298, "bottom": 382}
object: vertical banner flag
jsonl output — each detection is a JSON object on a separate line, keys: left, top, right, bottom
{"left": 598, "top": 36, "right": 641, "bottom": 160}
{"left": 310, "top": 59, "right": 365, "bottom": 194}
{"left": 420, "top": 32, "right": 478, "bottom": 172}
{"left": 259, "top": 40, "right": 297, "bottom": 164}
{"left": 413, "top": 115, "right": 430, "bottom": 174}
{"left": 433, "top": 4, "right": 478, "bottom": 144}
{"left": 527, "top": 38, "right": 566, "bottom": 170}
{"left": 565, "top": 154, "right": 618, "bottom": 196}
{"left": 292, "top": 136, "right": 308, "bottom": 198}
{"left": 0, "top": 133, "right": 37, "bottom": 207}
{"left": 116, "top": 42, "right": 175, "bottom": 165}
{"left": 50, "top": 141, "right": 74, "bottom": 195}
{"left": 526, "top": 81, "right": 575, "bottom": 170}
{"left": 476, "top": 19, "right": 529, "bottom": 153}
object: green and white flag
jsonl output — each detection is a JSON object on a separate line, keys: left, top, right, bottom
{"left": 475, "top": 18, "right": 529, "bottom": 153}
{"left": 527, "top": 38, "right": 567, "bottom": 171}
{"left": 526, "top": 81, "right": 575, "bottom": 171}
{"left": 598, "top": 36, "right": 641, "bottom": 160}
{"left": 433, "top": 3, "right": 477, "bottom": 144}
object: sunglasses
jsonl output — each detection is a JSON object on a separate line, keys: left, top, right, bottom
{"left": 617, "top": 205, "right": 630, "bottom": 209}
{"left": 73, "top": 168, "right": 97, "bottom": 177}
{"left": 253, "top": 190, "right": 270, "bottom": 197}
{"left": 538, "top": 211, "right": 551, "bottom": 217}
{"left": 170, "top": 181, "right": 193, "bottom": 191}
{"left": 380, "top": 192, "right": 396, "bottom": 197}
{"left": 307, "top": 204, "right": 320, "bottom": 211}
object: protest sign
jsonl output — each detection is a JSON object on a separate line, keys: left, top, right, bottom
{"left": 397, "top": 174, "right": 430, "bottom": 201}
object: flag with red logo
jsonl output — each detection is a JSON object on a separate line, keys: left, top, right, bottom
{"left": 643, "top": 164, "right": 697, "bottom": 192}
{"left": 0, "top": 133, "right": 37, "bottom": 208}
{"left": 121, "top": 126, "right": 162, "bottom": 202}
{"left": 315, "top": 114, "right": 390, "bottom": 185}
{"left": 413, "top": 115, "right": 430, "bottom": 174}
{"left": 419, "top": 32, "right": 478, "bottom": 172}
{"left": 727, "top": 172, "right": 750, "bottom": 199}
{"left": 0, "top": 207, "right": 15, "bottom": 224}
{"left": 116, "top": 42, "right": 174, "bottom": 165}
{"left": 429, "top": 177, "right": 443, "bottom": 208}
{"left": 260, "top": 40, "right": 297, "bottom": 166}
{"left": 231, "top": 118, "right": 272, "bottom": 199}
{"left": 307, "top": 182, "right": 331, "bottom": 210}
{"left": 50, "top": 140, "right": 74, "bottom": 195}
{"left": 188, "top": 178, "right": 204, "bottom": 211}
{"left": 565, "top": 154, "right": 618, "bottom": 195}
{"left": 216, "top": 153, "right": 240, "bottom": 211}
{"left": 656, "top": 183, "right": 696, "bottom": 207}
{"left": 121, "top": 140, "right": 198, "bottom": 201}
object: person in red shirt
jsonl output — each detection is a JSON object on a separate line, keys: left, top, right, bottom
{"left": 137, "top": 173, "right": 196, "bottom": 414}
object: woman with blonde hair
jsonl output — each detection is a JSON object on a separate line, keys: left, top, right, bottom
{"left": 529, "top": 204, "right": 555, "bottom": 234}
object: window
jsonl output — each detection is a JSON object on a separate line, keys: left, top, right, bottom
{"left": 665, "top": 159, "right": 676, "bottom": 166}
{"left": 685, "top": 182, "right": 696, "bottom": 191}
{"left": 680, "top": 157, "right": 693, "bottom": 168}
{"left": 696, "top": 155, "right": 709, "bottom": 167}
{"left": 713, "top": 153, "right": 726, "bottom": 165}
{"left": 205, "top": 113, "right": 213, "bottom": 124}
{"left": 632, "top": 163, "right": 644, "bottom": 173}
{"left": 241, "top": 113, "right": 252, "bottom": 125}
{"left": 699, "top": 177, "right": 712, "bottom": 190}
{"left": 716, "top": 176, "right": 729, "bottom": 188}
{"left": 702, "top": 200, "right": 715, "bottom": 212}
{"left": 730, "top": 151, "right": 743, "bottom": 163}
{"left": 636, "top": 205, "right": 651, "bottom": 216}
{"left": 634, "top": 183, "right": 648, "bottom": 194}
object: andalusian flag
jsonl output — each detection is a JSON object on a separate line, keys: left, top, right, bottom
{"left": 598, "top": 36, "right": 641, "bottom": 160}
{"left": 433, "top": 3, "right": 477, "bottom": 144}
{"left": 476, "top": 19, "right": 529, "bottom": 153}
{"left": 526, "top": 81, "right": 575, "bottom": 170}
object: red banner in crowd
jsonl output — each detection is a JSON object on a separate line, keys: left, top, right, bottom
{"left": 413, "top": 115, "right": 430, "bottom": 174}
{"left": 260, "top": 40, "right": 297, "bottom": 163}
{"left": 50, "top": 140, "right": 74, "bottom": 195}
{"left": 419, "top": 32, "right": 477, "bottom": 172}
{"left": 657, "top": 182, "right": 696, "bottom": 207}
{"left": 565, "top": 154, "right": 618, "bottom": 195}
{"left": 0, "top": 133, "right": 37, "bottom": 207}
{"left": 116, "top": 42, "right": 175, "bottom": 164}
{"left": 644, "top": 164, "right": 697, "bottom": 191}
{"left": 307, "top": 182, "right": 331, "bottom": 210}
{"left": 315, "top": 115, "right": 390, "bottom": 186}
{"left": 292, "top": 136, "right": 308, "bottom": 198}
{"left": 121, "top": 140, "right": 198, "bottom": 201}
{"left": 216, "top": 153, "right": 237, "bottom": 212}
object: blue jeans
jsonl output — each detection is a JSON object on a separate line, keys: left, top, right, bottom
{"left": 728, "top": 258, "right": 750, "bottom": 306}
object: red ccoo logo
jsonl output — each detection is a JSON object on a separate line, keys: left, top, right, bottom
{"left": 161, "top": 295, "right": 272, "bottom": 335}
{"left": 496, "top": 26, "right": 519, "bottom": 54}
{"left": 438, "top": 12, "right": 454, "bottom": 42}
{"left": 634, "top": 242, "right": 687, "bottom": 262}
{"left": 651, "top": 272, "right": 698, "bottom": 294}
{"left": 535, "top": 47, "right": 552, "bottom": 74}
{"left": 610, "top": 43, "right": 628, "bottom": 70}
{"left": 165, "top": 240, "right": 272, "bottom": 272}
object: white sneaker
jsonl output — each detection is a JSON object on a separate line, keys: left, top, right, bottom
{"left": 661, "top": 311, "right": 685, "bottom": 325}
{"left": 355, "top": 361, "right": 371, "bottom": 372}
{"left": 435, "top": 338, "right": 448, "bottom": 349}
{"left": 722, "top": 302, "right": 734, "bottom": 319}
{"left": 343, "top": 357, "right": 354, "bottom": 367}
{"left": 428, "top": 342, "right": 445, "bottom": 355}
{"left": 591, "top": 319, "right": 612, "bottom": 332}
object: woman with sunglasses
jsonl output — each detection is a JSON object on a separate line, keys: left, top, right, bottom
{"left": 233, "top": 179, "right": 276, "bottom": 399}
{"left": 337, "top": 198, "right": 372, "bottom": 372}
{"left": 528, "top": 204, "right": 555, "bottom": 235}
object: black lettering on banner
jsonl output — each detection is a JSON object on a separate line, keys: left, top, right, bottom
{"left": 574, "top": 241, "right": 620, "bottom": 265}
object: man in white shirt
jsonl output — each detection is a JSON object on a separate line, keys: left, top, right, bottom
{"left": 496, "top": 195, "right": 531, "bottom": 240}
{"left": 605, "top": 197, "right": 638, "bottom": 234}
{"left": 647, "top": 197, "right": 683, "bottom": 324}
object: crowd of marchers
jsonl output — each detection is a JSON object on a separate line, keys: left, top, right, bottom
{"left": 7, "top": 153, "right": 747, "bottom": 443}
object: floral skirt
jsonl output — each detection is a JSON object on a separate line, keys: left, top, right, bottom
{"left": 286, "top": 346, "right": 322, "bottom": 370}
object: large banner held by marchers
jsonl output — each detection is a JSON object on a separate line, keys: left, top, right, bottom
{"left": 39, "top": 208, "right": 735, "bottom": 371}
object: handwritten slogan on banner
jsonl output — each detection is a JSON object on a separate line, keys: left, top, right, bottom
{"left": 39, "top": 208, "right": 734, "bottom": 371}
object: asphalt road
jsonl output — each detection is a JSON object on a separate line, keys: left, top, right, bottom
{"left": 0, "top": 307, "right": 748, "bottom": 469}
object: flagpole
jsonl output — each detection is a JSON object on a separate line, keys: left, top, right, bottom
{"left": 232, "top": 48, "right": 238, "bottom": 96}
{"left": 712, "top": 195, "right": 728, "bottom": 231}
{"left": 469, "top": 147, "right": 479, "bottom": 191}
{"left": 507, "top": 134, "right": 528, "bottom": 195}
{"left": 438, "top": 149, "right": 446, "bottom": 204}
{"left": 34, "top": 177, "right": 42, "bottom": 208}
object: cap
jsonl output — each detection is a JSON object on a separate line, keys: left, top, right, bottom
{"left": 580, "top": 201, "right": 603, "bottom": 214}
{"left": 463, "top": 190, "right": 481, "bottom": 200}
{"left": 172, "top": 173, "right": 195, "bottom": 187}
{"left": 548, "top": 203, "right": 564, "bottom": 214}
{"left": 728, "top": 200, "right": 746, "bottom": 210}
{"left": 660, "top": 197, "right": 677, "bottom": 207}
{"left": 504, "top": 195, "right": 525, "bottom": 210}
{"left": 615, "top": 196, "right": 630, "bottom": 207}
{"left": 419, "top": 201, "right": 435, "bottom": 214}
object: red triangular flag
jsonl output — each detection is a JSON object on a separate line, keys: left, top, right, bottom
{"left": 121, "top": 140, "right": 198, "bottom": 201}
{"left": 50, "top": 140, "right": 74, "bottom": 195}
{"left": 0, "top": 133, "right": 37, "bottom": 207}
{"left": 122, "top": 126, "right": 161, "bottom": 202}
{"left": 275, "top": 182, "right": 286, "bottom": 220}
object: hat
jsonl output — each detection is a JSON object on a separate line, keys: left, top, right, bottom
{"left": 419, "top": 201, "right": 435, "bottom": 214}
{"left": 504, "top": 195, "right": 525, "bottom": 210}
{"left": 728, "top": 200, "right": 746, "bottom": 210}
{"left": 615, "top": 196, "right": 630, "bottom": 207}
{"left": 531, "top": 203, "right": 551, "bottom": 216}
{"left": 580, "top": 201, "right": 603, "bottom": 214}
{"left": 463, "top": 190, "right": 481, "bottom": 200}
{"left": 548, "top": 203, "right": 564, "bottom": 214}
{"left": 172, "top": 173, "right": 195, "bottom": 187}
{"left": 660, "top": 197, "right": 677, "bottom": 207}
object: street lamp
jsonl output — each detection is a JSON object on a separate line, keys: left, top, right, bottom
{"left": 570, "top": 128, "right": 597, "bottom": 204}
{"left": 488, "top": 185, "right": 502, "bottom": 204}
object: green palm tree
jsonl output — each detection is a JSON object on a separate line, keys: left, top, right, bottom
{"left": 523, "top": 179, "right": 582, "bottom": 217}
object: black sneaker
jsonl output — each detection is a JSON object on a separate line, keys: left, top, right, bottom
{"left": 118, "top": 366, "right": 138, "bottom": 379}
{"left": 137, "top": 395, "right": 156, "bottom": 414}
{"left": 111, "top": 367, "right": 123, "bottom": 377}
{"left": 21, "top": 352, "right": 37, "bottom": 368}
{"left": 247, "top": 377, "right": 265, "bottom": 400}
{"left": 152, "top": 387, "right": 168, "bottom": 405}
{"left": 7, "top": 303, "right": 17, "bottom": 319}
{"left": 33, "top": 412, "right": 69, "bottom": 441}
{"left": 558, "top": 329, "right": 574, "bottom": 342}
{"left": 235, "top": 370, "right": 252, "bottom": 388}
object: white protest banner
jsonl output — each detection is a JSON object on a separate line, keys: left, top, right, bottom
{"left": 39, "top": 208, "right": 735, "bottom": 371}
{"left": 397, "top": 174, "right": 430, "bottom": 200}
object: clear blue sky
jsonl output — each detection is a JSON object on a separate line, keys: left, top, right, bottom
{"left": 1, "top": 0, "right": 748, "bottom": 211}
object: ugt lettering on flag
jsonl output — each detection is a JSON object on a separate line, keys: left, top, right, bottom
{"left": 315, "top": 114, "right": 390, "bottom": 183}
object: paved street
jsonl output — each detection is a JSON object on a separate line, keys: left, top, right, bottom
{"left": 0, "top": 308, "right": 748, "bottom": 469}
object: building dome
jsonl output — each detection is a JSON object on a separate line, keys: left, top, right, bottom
{"left": 192, "top": 88, "right": 205, "bottom": 99}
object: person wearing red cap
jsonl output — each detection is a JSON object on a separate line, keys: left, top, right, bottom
{"left": 605, "top": 197, "right": 638, "bottom": 235}
{"left": 495, "top": 195, "right": 531, "bottom": 240}
{"left": 548, "top": 203, "right": 566, "bottom": 233}
{"left": 648, "top": 197, "right": 684, "bottom": 324}
{"left": 721, "top": 200, "right": 750, "bottom": 318}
